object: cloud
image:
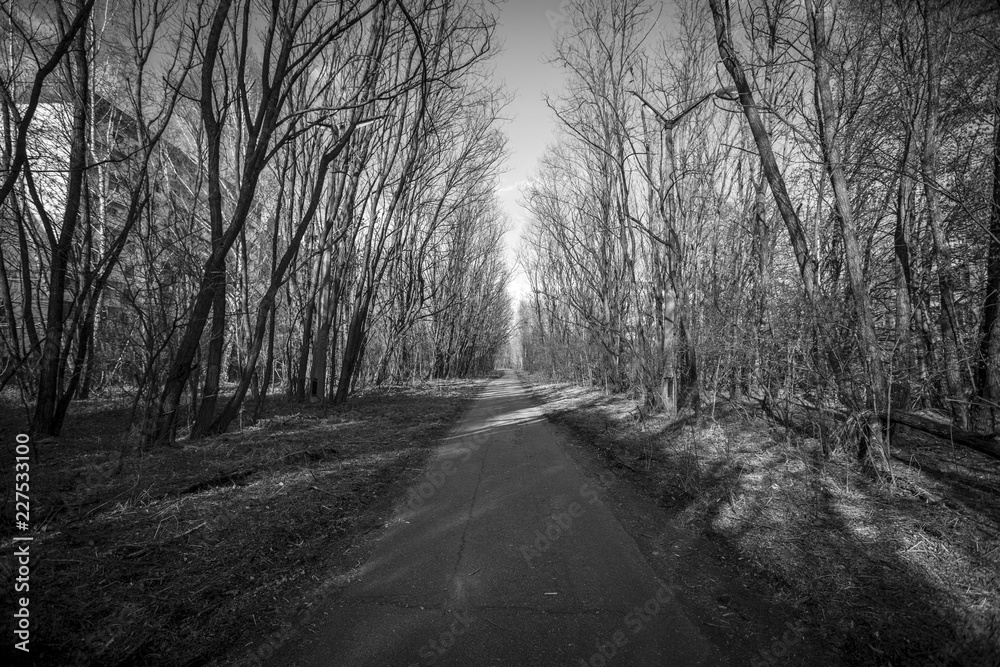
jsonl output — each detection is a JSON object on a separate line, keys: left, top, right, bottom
{"left": 497, "top": 179, "right": 527, "bottom": 194}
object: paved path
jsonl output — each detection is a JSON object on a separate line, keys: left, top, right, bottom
{"left": 271, "top": 372, "right": 725, "bottom": 666}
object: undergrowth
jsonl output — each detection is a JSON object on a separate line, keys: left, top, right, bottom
{"left": 0, "top": 379, "right": 487, "bottom": 666}
{"left": 520, "top": 373, "right": 1000, "bottom": 666}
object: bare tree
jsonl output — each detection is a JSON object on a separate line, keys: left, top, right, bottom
{"left": 0, "top": 0, "right": 195, "bottom": 435}
{"left": 805, "top": 0, "right": 888, "bottom": 459}
{"left": 150, "top": 0, "right": 378, "bottom": 444}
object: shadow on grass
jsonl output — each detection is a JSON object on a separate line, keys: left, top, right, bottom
{"left": 518, "top": 374, "right": 1000, "bottom": 666}
{"left": 0, "top": 379, "right": 489, "bottom": 667}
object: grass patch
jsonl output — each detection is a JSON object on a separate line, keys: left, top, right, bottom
{"left": 0, "top": 379, "right": 487, "bottom": 666}
{"left": 519, "top": 373, "right": 1000, "bottom": 666}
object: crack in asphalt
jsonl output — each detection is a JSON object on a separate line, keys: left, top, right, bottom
{"left": 267, "top": 374, "right": 725, "bottom": 666}
{"left": 447, "top": 412, "right": 491, "bottom": 600}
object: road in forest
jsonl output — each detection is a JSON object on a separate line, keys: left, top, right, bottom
{"left": 269, "top": 372, "right": 727, "bottom": 666}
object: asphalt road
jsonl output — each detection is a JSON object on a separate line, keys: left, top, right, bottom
{"left": 269, "top": 372, "right": 726, "bottom": 666}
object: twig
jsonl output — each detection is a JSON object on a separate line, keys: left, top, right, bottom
{"left": 121, "top": 522, "right": 207, "bottom": 559}
{"left": 170, "top": 521, "right": 207, "bottom": 540}
{"left": 480, "top": 614, "right": 510, "bottom": 632}
{"left": 615, "top": 455, "right": 642, "bottom": 473}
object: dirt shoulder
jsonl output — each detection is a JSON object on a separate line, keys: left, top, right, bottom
{"left": 517, "top": 373, "right": 1000, "bottom": 666}
{"left": 1, "top": 379, "right": 488, "bottom": 666}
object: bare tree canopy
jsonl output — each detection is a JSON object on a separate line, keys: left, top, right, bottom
{"left": 1, "top": 0, "right": 512, "bottom": 444}
{"left": 518, "top": 0, "right": 1000, "bottom": 463}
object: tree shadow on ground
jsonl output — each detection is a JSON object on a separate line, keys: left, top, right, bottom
{"left": 0, "top": 380, "right": 489, "bottom": 666}
{"left": 518, "top": 377, "right": 1000, "bottom": 666}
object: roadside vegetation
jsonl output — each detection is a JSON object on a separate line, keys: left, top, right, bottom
{"left": 520, "top": 374, "right": 1000, "bottom": 666}
{"left": 0, "top": 378, "right": 487, "bottom": 666}
{"left": 518, "top": 1, "right": 1000, "bottom": 466}
{"left": 1, "top": 4, "right": 509, "bottom": 660}
{"left": 514, "top": 1, "right": 1000, "bottom": 661}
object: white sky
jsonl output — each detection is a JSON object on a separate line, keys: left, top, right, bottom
{"left": 492, "top": 0, "right": 572, "bottom": 302}
{"left": 491, "top": 0, "right": 678, "bottom": 304}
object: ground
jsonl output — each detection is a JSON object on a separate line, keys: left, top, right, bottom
{"left": 1, "top": 372, "right": 998, "bottom": 665}
{"left": 518, "top": 374, "right": 1000, "bottom": 666}
{"left": 261, "top": 372, "right": 819, "bottom": 666}
{"left": 1, "top": 379, "right": 489, "bottom": 666}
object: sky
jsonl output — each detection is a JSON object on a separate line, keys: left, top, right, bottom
{"left": 490, "top": 0, "right": 677, "bottom": 304}
{"left": 491, "top": 0, "right": 572, "bottom": 302}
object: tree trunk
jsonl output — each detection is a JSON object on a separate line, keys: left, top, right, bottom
{"left": 921, "top": 6, "right": 965, "bottom": 428}
{"left": 327, "top": 271, "right": 343, "bottom": 397}
{"left": 334, "top": 295, "right": 370, "bottom": 404}
{"left": 708, "top": 0, "right": 820, "bottom": 305}
{"left": 309, "top": 248, "right": 334, "bottom": 401}
{"left": 974, "top": 69, "right": 1000, "bottom": 431}
{"left": 807, "top": 0, "right": 888, "bottom": 416}
{"left": 253, "top": 300, "right": 276, "bottom": 421}
{"left": 807, "top": 0, "right": 889, "bottom": 464}
{"left": 192, "top": 262, "right": 226, "bottom": 436}
{"left": 883, "top": 411, "right": 1000, "bottom": 462}
{"left": 294, "top": 288, "right": 316, "bottom": 401}
{"left": 210, "top": 126, "right": 356, "bottom": 432}
{"left": 895, "top": 129, "right": 917, "bottom": 384}
{"left": 151, "top": 270, "right": 218, "bottom": 444}
{"left": 148, "top": 0, "right": 234, "bottom": 444}
{"left": 32, "top": 12, "right": 89, "bottom": 436}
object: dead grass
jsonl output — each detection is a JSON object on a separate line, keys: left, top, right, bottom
{"left": 520, "top": 373, "right": 1000, "bottom": 666}
{"left": 0, "top": 378, "right": 487, "bottom": 666}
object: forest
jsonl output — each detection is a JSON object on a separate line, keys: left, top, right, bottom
{"left": 1, "top": 0, "right": 511, "bottom": 445}
{"left": 1, "top": 0, "right": 999, "bottom": 664}
{"left": 4, "top": 0, "right": 999, "bottom": 459}
{"left": 518, "top": 0, "right": 1000, "bottom": 468}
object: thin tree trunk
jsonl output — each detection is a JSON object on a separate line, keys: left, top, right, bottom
{"left": 191, "top": 244, "right": 227, "bottom": 436}
{"left": 295, "top": 290, "right": 316, "bottom": 401}
{"left": 807, "top": 0, "right": 888, "bottom": 462}
{"left": 210, "top": 124, "right": 356, "bottom": 433}
{"left": 14, "top": 191, "right": 41, "bottom": 355}
{"left": 309, "top": 250, "right": 334, "bottom": 401}
{"left": 921, "top": 7, "right": 965, "bottom": 428}
{"left": 334, "top": 296, "right": 370, "bottom": 404}
{"left": 33, "top": 10, "right": 89, "bottom": 436}
{"left": 708, "top": 0, "right": 820, "bottom": 305}
{"left": 149, "top": 0, "right": 232, "bottom": 444}
{"left": 327, "top": 270, "right": 343, "bottom": 397}
{"left": 974, "top": 69, "right": 1000, "bottom": 431}
{"left": 807, "top": 0, "right": 885, "bottom": 398}
{"left": 895, "top": 130, "right": 917, "bottom": 380}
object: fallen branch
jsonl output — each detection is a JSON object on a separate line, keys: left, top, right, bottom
{"left": 119, "top": 522, "right": 208, "bottom": 559}
{"left": 601, "top": 444, "right": 642, "bottom": 473}
{"left": 182, "top": 468, "right": 257, "bottom": 495}
{"left": 883, "top": 412, "right": 1000, "bottom": 462}
{"left": 749, "top": 394, "right": 1000, "bottom": 462}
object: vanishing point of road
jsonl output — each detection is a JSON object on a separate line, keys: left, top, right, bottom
{"left": 270, "top": 372, "right": 730, "bottom": 666}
